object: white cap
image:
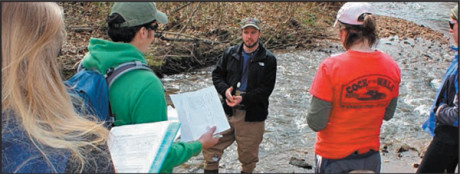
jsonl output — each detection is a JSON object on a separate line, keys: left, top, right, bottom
{"left": 333, "top": 2, "right": 374, "bottom": 27}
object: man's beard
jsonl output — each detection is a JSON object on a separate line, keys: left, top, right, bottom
{"left": 244, "top": 39, "right": 258, "bottom": 48}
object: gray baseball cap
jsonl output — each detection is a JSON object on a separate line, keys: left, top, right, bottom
{"left": 240, "top": 17, "right": 260, "bottom": 30}
{"left": 110, "top": 2, "right": 168, "bottom": 27}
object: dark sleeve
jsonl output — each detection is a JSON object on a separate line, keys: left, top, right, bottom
{"left": 307, "top": 96, "right": 332, "bottom": 132}
{"left": 241, "top": 54, "right": 277, "bottom": 106}
{"left": 383, "top": 97, "right": 398, "bottom": 121}
{"left": 436, "top": 93, "right": 458, "bottom": 125}
{"left": 65, "top": 144, "right": 114, "bottom": 173}
{"left": 212, "top": 48, "right": 231, "bottom": 98}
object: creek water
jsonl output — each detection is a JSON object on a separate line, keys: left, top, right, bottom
{"left": 167, "top": 2, "right": 458, "bottom": 173}
{"left": 371, "top": 2, "right": 458, "bottom": 37}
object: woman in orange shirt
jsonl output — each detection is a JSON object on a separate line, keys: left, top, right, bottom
{"left": 307, "top": 2, "right": 401, "bottom": 173}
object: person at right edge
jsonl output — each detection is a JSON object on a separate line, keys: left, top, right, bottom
{"left": 307, "top": 2, "right": 401, "bottom": 173}
{"left": 204, "top": 17, "right": 277, "bottom": 173}
{"left": 417, "top": 4, "right": 459, "bottom": 173}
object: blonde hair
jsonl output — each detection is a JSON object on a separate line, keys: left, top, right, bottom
{"left": 2, "top": 2, "right": 110, "bottom": 172}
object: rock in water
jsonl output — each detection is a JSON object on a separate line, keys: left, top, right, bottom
{"left": 289, "top": 157, "right": 312, "bottom": 169}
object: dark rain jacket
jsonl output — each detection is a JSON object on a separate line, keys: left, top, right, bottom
{"left": 212, "top": 42, "right": 277, "bottom": 122}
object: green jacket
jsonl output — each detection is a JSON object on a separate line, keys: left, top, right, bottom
{"left": 81, "top": 38, "right": 201, "bottom": 173}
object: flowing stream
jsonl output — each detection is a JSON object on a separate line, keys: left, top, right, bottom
{"left": 166, "top": 2, "right": 458, "bottom": 173}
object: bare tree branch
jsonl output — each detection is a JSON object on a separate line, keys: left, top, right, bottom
{"left": 177, "top": 2, "right": 201, "bottom": 37}
{"left": 170, "top": 2, "right": 193, "bottom": 14}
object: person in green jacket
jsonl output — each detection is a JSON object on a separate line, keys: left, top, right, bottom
{"left": 80, "top": 2, "right": 219, "bottom": 173}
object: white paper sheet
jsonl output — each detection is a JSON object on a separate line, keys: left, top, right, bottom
{"left": 170, "top": 86, "right": 230, "bottom": 142}
{"left": 107, "top": 120, "right": 180, "bottom": 173}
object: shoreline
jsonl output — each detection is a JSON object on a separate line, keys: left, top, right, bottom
{"left": 170, "top": 34, "right": 454, "bottom": 173}
{"left": 169, "top": 15, "right": 455, "bottom": 173}
{"left": 58, "top": 2, "right": 452, "bottom": 79}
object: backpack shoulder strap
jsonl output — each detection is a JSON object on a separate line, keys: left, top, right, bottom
{"left": 74, "top": 61, "right": 152, "bottom": 127}
{"left": 106, "top": 61, "right": 153, "bottom": 88}
{"left": 104, "top": 61, "right": 152, "bottom": 126}
{"left": 77, "top": 61, "right": 84, "bottom": 72}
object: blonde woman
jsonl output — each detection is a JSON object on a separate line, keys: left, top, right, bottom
{"left": 2, "top": 2, "right": 114, "bottom": 173}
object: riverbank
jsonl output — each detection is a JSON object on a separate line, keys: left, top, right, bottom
{"left": 166, "top": 13, "right": 455, "bottom": 174}
{"left": 58, "top": 2, "right": 343, "bottom": 78}
{"left": 58, "top": 2, "right": 449, "bottom": 79}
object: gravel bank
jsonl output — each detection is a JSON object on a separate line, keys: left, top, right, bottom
{"left": 169, "top": 15, "right": 456, "bottom": 173}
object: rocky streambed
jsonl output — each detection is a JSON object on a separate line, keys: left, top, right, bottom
{"left": 164, "top": 24, "right": 456, "bottom": 173}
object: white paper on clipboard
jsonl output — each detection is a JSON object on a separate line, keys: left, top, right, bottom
{"left": 170, "top": 86, "right": 230, "bottom": 142}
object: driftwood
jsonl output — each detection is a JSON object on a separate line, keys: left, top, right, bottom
{"left": 155, "top": 31, "right": 224, "bottom": 45}
{"left": 69, "top": 26, "right": 95, "bottom": 32}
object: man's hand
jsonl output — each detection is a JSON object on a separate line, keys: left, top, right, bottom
{"left": 226, "top": 95, "right": 242, "bottom": 107}
{"left": 224, "top": 86, "right": 243, "bottom": 107}
{"left": 225, "top": 87, "right": 234, "bottom": 103}
{"left": 198, "top": 126, "right": 220, "bottom": 149}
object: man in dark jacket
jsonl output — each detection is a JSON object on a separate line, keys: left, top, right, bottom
{"left": 203, "top": 17, "right": 277, "bottom": 173}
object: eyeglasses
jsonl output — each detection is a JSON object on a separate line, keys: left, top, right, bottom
{"left": 449, "top": 20, "right": 457, "bottom": 29}
{"left": 146, "top": 23, "right": 158, "bottom": 31}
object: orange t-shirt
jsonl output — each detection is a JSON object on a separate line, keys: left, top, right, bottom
{"left": 309, "top": 50, "right": 401, "bottom": 159}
